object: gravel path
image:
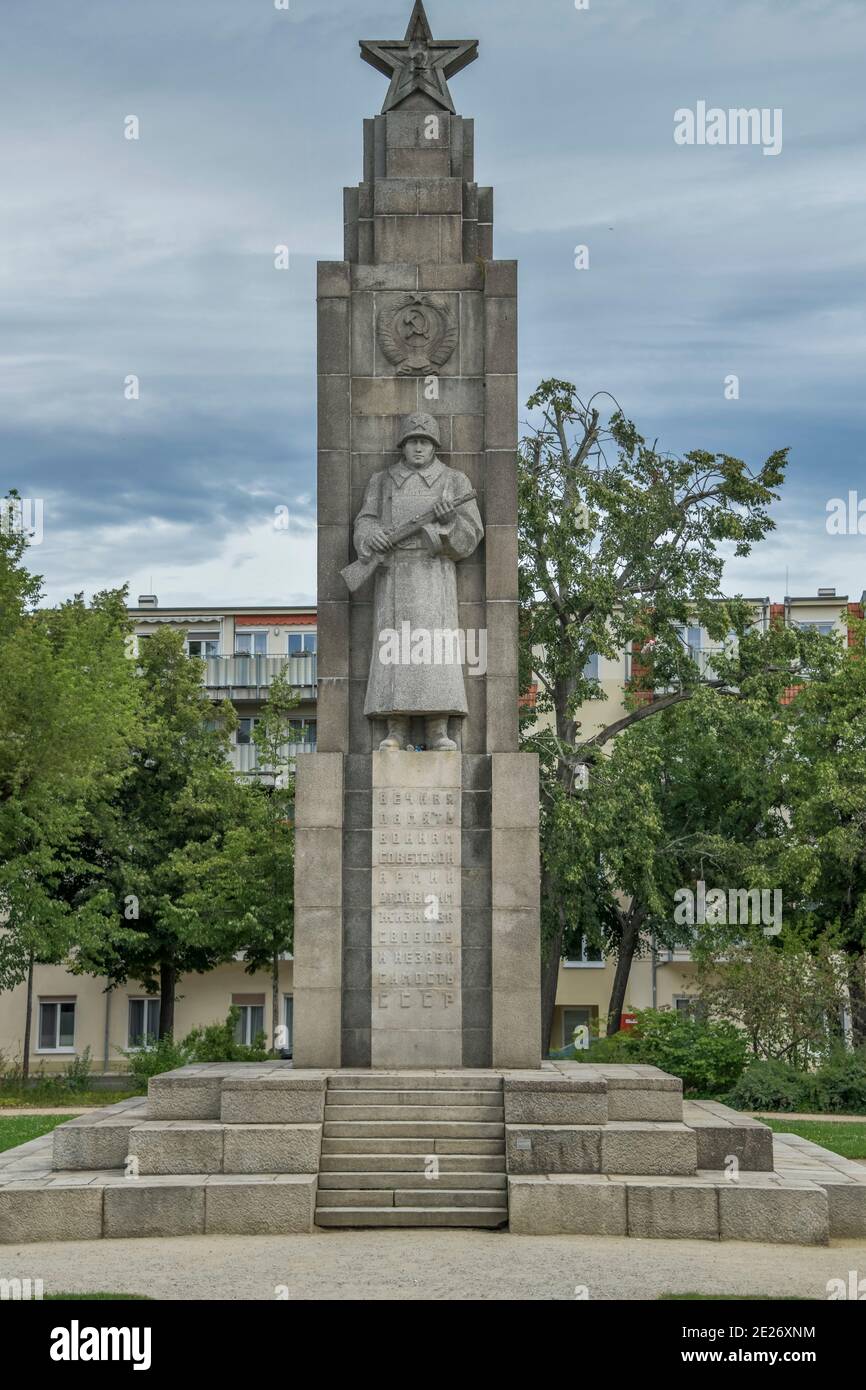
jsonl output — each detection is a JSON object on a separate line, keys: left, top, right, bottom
{"left": 2, "top": 1230, "right": 865, "bottom": 1301}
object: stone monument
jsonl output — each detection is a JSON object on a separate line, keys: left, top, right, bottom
{"left": 293, "top": 0, "right": 542, "bottom": 1070}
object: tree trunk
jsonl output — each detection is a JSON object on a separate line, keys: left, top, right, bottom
{"left": 159, "top": 961, "right": 176, "bottom": 1039}
{"left": 539, "top": 679, "right": 579, "bottom": 1056}
{"left": 847, "top": 954, "right": 866, "bottom": 1047}
{"left": 272, "top": 950, "right": 280, "bottom": 1057}
{"left": 606, "top": 906, "right": 643, "bottom": 1036}
{"left": 22, "top": 950, "right": 35, "bottom": 1083}
{"left": 539, "top": 868, "right": 565, "bottom": 1055}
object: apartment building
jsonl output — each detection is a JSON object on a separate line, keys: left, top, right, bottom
{"left": 129, "top": 598, "right": 319, "bottom": 774}
{"left": 1, "top": 590, "right": 861, "bottom": 1071}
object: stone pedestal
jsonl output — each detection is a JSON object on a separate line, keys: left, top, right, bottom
{"left": 371, "top": 751, "right": 462, "bottom": 1066}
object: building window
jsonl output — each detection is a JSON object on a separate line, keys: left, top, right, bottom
{"left": 232, "top": 998, "right": 265, "bottom": 1046}
{"left": 288, "top": 633, "right": 317, "bottom": 656}
{"left": 237, "top": 717, "right": 259, "bottom": 745}
{"left": 128, "top": 997, "right": 160, "bottom": 1049}
{"left": 564, "top": 938, "right": 604, "bottom": 967}
{"left": 38, "top": 999, "right": 76, "bottom": 1052}
{"left": 288, "top": 718, "right": 317, "bottom": 750}
{"left": 562, "top": 1007, "right": 592, "bottom": 1049}
{"left": 674, "top": 995, "right": 705, "bottom": 1020}
{"left": 235, "top": 632, "right": 268, "bottom": 656}
{"left": 796, "top": 621, "right": 835, "bottom": 637}
{"left": 187, "top": 634, "right": 220, "bottom": 658}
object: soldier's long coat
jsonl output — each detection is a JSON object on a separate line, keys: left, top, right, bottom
{"left": 353, "top": 457, "right": 484, "bottom": 718}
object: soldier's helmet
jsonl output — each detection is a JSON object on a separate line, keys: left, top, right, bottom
{"left": 397, "top": 412, "right": 442, "bottom": 449}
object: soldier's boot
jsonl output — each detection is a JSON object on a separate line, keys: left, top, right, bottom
{"left": 425, "top": 716, "right": 457, "bottom": 752}
{"left": 379, "top": 716, "right": 410, "bottom": 751}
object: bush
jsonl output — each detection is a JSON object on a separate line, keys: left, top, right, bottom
{"left": 120, "top": 1009, "right": 270, "bottom": 1091}
{"left": 61, "top": 1047, "right": 93, "bottom": 1094}
{"left": 183, "top": 1008, "right": 269, "bottom": 1064}
{"left": 122, "top": 1035, "right": 192, "bottom": 1093}
{"left": 722, "top": 1058, "right": 807, "bottom": 1112}
{"left": 626, "top": 1009, "right": 749, "bottom": 1094}
{"left": 552, "top": 1032, "right": 634, "bottom": 1063}
{"left": 802, "top": 1049, "right": 866, "bottom": 1116}
{"left": 552, "top": 1009, "right": 749, "bottom": 1093}
{"left": 0, "top": 1048, "right": 97, "bottom": 1102}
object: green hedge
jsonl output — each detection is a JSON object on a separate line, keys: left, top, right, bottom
{"left": 553, "top": 1009, "right": 748, "bottom": 1094}
{"left": 122, "top": 1009, "right": 269, "bottom": 1092}
{"left": 724, "top": 1051, "right": 866, "bottom": 1115}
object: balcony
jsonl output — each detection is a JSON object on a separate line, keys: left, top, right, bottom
{"left": 230, "top": 741, "right": 316, "bottom": 776}
{"left": 204, "top": 653, "right": 317, "bottom": 701}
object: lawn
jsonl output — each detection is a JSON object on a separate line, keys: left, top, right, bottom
{"left": 0, "top": 1114, "right": 76, "bottom": 1152}
{"left": 761, "top": 1118, "right": 866, "bottom": 1159}
{"left": 660, "top": 1293, "right": 813, "bottom": 1301}
{"left": 44, "top": 1293, "right": 152, "bottom": 1301}
{"left": 0, "top": 1090, "right": 137, "bottom": 1110}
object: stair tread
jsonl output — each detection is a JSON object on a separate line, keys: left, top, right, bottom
{"left": 316, "top": 1205, "right": 507, "bottom": 1213}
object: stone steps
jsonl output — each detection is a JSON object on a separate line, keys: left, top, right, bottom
{"left": 323, "top": 1104, "right": 504, "bottom": 1123}
{"left": 319, "top": 1169, "right": 506, "bottom": 1189}
{"left": 315, "top": 1206, "right": 508, "bottom": 1229}
{"left": 327, "top": 1073, "right": 504, "bottom": 1092}
{"left": 320, "top": 1136, "right": 505, "bottom": 1154}
{"left": 326, "top": 1088, "right": 500, "bottom": 1106}
{"left": 318, "top": 1188, "right": 508, "bottom": 1209}
{"left": 323, "top": 1120, "right": 505, "bottom": 1140}
{"left": 314, "top": 1076, "right": 508, "bottom": 1229}
{"left": 319, "top": 1152, "right": 505, "bottom": 1173}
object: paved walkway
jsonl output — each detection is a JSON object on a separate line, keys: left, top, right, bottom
{"left": 0, "top": 1108, "right": 91, "bottom": 1118}
{"left": 751, "top": 1112, "right": 866, "bottom": 1124}
{"left": 1, "top": 1230, "right": 865, "bottom": 1300}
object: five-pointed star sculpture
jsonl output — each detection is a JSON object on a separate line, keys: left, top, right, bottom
{"left": 360, "top": 0, "right": 479, "bottom": 115}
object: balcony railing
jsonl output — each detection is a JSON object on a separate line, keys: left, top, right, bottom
{"left": 230, "top": 741, "right": 316, "bottom": 775}
{"left": 204, "top": 653, "right": 317, "bottom": 697}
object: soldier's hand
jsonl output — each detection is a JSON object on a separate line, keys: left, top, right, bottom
{"left": 434, "top": 498, "right": 456, "bottom": 523}
{"left": 369, "top": 528, "right": 392, "bottom": 553}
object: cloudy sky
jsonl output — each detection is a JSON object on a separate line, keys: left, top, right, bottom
{"left": 3, "top": 0, "right": 865, "bottom": 608}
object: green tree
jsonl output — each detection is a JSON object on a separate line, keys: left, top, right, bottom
{"left": 74, "top": 626, "right": 244, "bottom": 1039}
{"left": 547, "top": 683, "right": 796, "bottom": 1036}
{"left": 172, "top": 667, "right": 298, "bottom": 1052}
{"left": 515, "top": 384, "right": 807, "bottom": 1046}
{"left": 0, "top": 507, "right": 138, "bottom": 1074}
{"left": 777, "top": 617, "right": 866, "bottom": 1042}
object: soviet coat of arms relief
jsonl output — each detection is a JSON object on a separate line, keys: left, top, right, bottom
{"left": 377, "top": 292, "right": 459, "bottom": 375}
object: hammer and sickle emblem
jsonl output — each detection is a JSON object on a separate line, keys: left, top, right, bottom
{"left": 401, "top": 308, "right": 430, "bottom": 342}
{"left": 378, "top": 293, "right": 458, "bottom": 375}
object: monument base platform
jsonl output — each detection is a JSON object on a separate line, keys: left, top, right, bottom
{"left": 2, "top": 1063, "right": 864, "bottom": 1245}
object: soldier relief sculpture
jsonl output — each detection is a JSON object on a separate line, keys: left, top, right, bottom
{"left": 343, "top": 412, "right": 484, "bottom": 752}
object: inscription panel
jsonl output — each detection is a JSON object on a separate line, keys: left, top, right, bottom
{"left": 371, "top": 752, "right": 462, "bottom": 1066}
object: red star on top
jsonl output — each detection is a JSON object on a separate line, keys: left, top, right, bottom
{"left": 360, "top": 0, "right": 479, "bottom": 115}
